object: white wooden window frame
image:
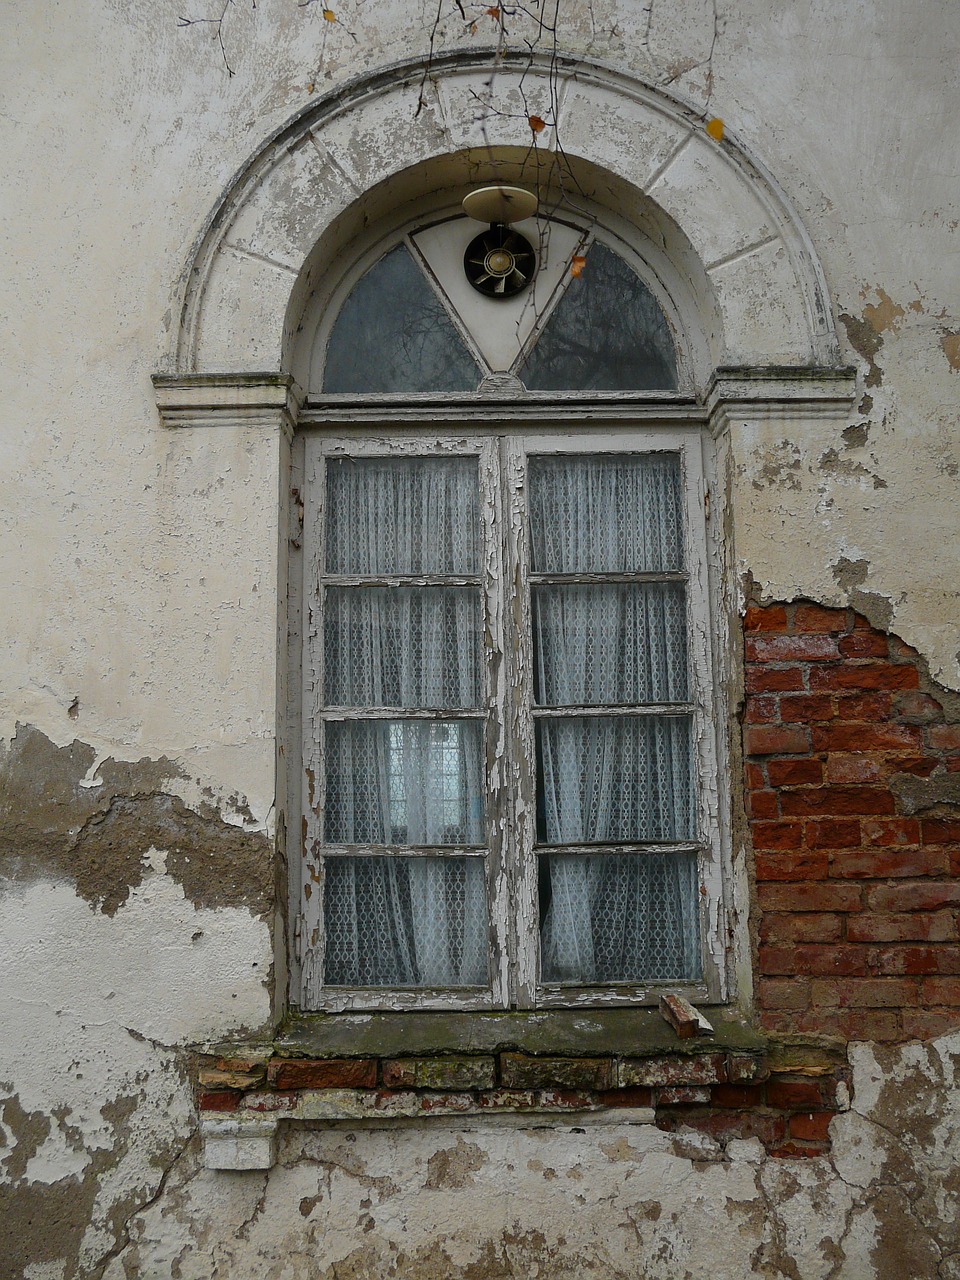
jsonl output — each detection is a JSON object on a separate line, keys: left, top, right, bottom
{"left": 295, "top": 419, "right": 726, "bottom": 1012}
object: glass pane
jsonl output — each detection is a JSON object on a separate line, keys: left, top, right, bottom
{"left": 539, "top": 851, "right": 701, "bottom": 983}
{"left": 528, "top": 454, "right": 683, "bottom": 573}
{"left": 325, "top": 720, "right": 484, "bottom": 845}
{"left": 323, "top": 244, "right": 482, "bottom": 393}
{"left": 533, "top": 582, "right": 689, "bottom": 706}
{"left": 536, "top": 714, "right": 694, "bottom": 843}
{"left": 325, "top": 456, "right": 479, "bottom": 574}
{"left": 519, "top": 242, "right": 678, "bottom": 391}
{"left": 325, "top": 586, "right": 482, "bottom": 708}
{"left": 324, "top": 856, "right": 487, "bottom": 987}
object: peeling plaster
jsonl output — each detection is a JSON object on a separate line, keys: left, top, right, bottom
{"left": 0, "top": 725, "right": 273, "bottom": 918}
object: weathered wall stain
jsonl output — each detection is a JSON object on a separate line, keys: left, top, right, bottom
{"left": 0, "top": 725, "right": 273, "bottom": 918}
{"left": 941, "top": 330, "right": 960, "bottom": 372}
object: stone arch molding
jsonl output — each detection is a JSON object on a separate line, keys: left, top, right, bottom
{"left": 165, "top": 52, "right": 840, "bottom": 386}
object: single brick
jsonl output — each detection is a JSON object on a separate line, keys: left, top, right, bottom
{"left": 789, "top": 1111, "right": 834, "bottom": 1141}
{"left": 597, "top": 1087, "right": 654, "bottom": 1108}
{"left": 807, "top": 1009, "right": 899, "bottom": 1041}
{"left": 894, "top": 692, "right": 944, "bottom": 723}
{"left": 928, "top": 724, "right": 960, "bottom": 751}
{"left": 744, "top": 605, "right": 789, "bottom": 632}
{"left": 711, "top": 1083, "right": 766, "bottom": 1108}
{"left": 769, "top": 1140, "right": 831, "bottom": 1159}
{"left": 780, "top": 786, "right": 896, "bottom": 817}
{"left": 805, "top": 818, "right": 862, "bottom": 848}
{"left": 919, "top": 978, "right": 960, "bottom": 1006}
{"left": 751, "top": 821, "right": 806, "bottom": 851}
{"left": 619, "top": 1054, "right": 726, "bottom": 1088}
{"left": 875, "top": 946, "right": 960, "bottom": 976}
{"left": 197, "top": 1090, "right": 241, "bottom": 1112}
{"left": 868, "top": 881, "right": 960, "bottom": 912}
{"left": 809, "top": 977, "right": 916, "bottom": 1008}
{"left": 755, "top": 850, "right": 828, "bottom": 881}
{"left": 744, "top": 695, "right": 780, "bottom": 723}
{"left": 745, "top": 762, "right": 768, "bottom": 790}
{"left": 779, "top": 694, "right": 836, "bottom": 723}
{"left": 826, "top": 755, "right": 883, "bottom": 784}
{"left": 241, "top": 1091, "right": 297, "bottom": 1112}
{"left": 760, "top": 913, "right": 842, "bottom": 944}
{"left": 901, "top": 1009, "right": 960, "bottom": 1040}
{"left": 744, "top": 725, "right": 812, "bottom": 756}
{"left": 766, "top": 1078, "right": 824, "bottom": 1109}
{"left": 745, "top": 635, "right": 841, "bottom": 663}
{"left": 831, "top": 848, "right": 950, "bottom": 879}
{"left": 767, "top": 758, "right": 824, "bottom": 787}
{"left": 386, "top": 1056, "right": 496, "bottom": 1090}
{"left": 838, "top": 632, "right": 890, "bottom": 658}
{"left": 747, "top": 790, "right": 780, "bottom": 820}
{"left": 759, "top": 944, "right": 868, "bottom": 977}
{"left": 661, "top": 1110, "right": 786, "bottom": 1148}
{"left": 836, "top": 692, "right": 893, "bottom": 720}
{"left": 417, "top": 1092, "right": 478, "bottom": 1114}
{"left": 268, "top": 1058, "right": 377, "bottom": 1090}
{"left": 861, "top": 818, "right": 921, "bottom": 847}
{"left": 922, "top": 818, "right": 960, "bottom": 844}
{"left": 500, "top": 1054, "right": 614, "bottom": 1091}
{"left": 885, "top": 755, "right": 939, "bottom": 778}
{"left": 794, "top": 604, "right": 848, "bottom": 633}
{"left": 381, "top": 1059, "right": 417, "bottom": 1088}
{"left": 655, "top": 1086, "right": 711, "bottom": 1105}
{"left": 758, "top": 882, "right": 862, "bottom": 912}
{"left": 197, "top": 1067, "right": 265, "bottom": 1091}
{"left": 745, "top": 666, "right": 806, "bottom": 694}
{"left": 811, "top": 722, "right": 923, "bottom": 752}
{"left": 808, "top": 663, "right": 919, "bottom": 692}
{"left": 725, "top": 1054, "right": 768, "bottom": 1082}
{"left": 757, "top": 977, "right": 812, "bottom": 1011}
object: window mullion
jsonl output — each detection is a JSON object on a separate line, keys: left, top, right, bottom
{"left": 479, "top": 438, "right": 512, "bottom": 1008}
{"left": 502, "top": 436, "right": 540, "bottom": 1009}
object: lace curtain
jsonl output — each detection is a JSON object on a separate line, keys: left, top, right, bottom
{"left": 321, "top": 457, "right": 487, "bottom": 987}
{"left": 531, "top": 454, "right": 701, "bottom": 984}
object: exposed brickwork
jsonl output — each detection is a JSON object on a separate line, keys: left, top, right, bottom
{"left": 746, "top": 603, "right": 960, "bottom": 1041}
{"left": 197, "top": 1047, "right": 850, "bottom": 1158}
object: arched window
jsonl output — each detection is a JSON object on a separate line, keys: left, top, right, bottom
{"left": 316, "top": 218, "right": 680, "bottom": 394}
{"left": 296, "top": 211, "right": 722, "bottom": 1014}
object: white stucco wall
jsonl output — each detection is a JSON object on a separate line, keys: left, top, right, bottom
{"left": 1, "top": 1, "right": 958, "bottom": 1276}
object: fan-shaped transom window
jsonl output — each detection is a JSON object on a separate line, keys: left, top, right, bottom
{"left": 319, "top": 218, "right": 679, "bottom": 394}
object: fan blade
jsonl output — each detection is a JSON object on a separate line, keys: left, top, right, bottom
{"left": 495, "top": 276, "right": 506, "bottom": 294}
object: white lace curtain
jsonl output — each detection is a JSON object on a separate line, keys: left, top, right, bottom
{"left": 531, "top": 454, "right": 700, "bottom": 984}
{"left": 321, "top": 457, "right": 486, "bottom": 987}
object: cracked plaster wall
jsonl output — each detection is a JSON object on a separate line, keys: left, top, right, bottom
{"left": 2, "top": 0, "right": 959, "bottom": 1275}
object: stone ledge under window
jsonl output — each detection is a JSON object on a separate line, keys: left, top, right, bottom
{"left": 196, "top": 1009, "right": 852, "bottom": 1170}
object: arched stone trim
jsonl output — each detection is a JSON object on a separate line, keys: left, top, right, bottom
{"left": 165, "top": 52, "right": 839, "bottom": 385}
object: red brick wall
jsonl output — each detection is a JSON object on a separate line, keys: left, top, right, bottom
{"left": 745, "top": 603, "right": 960, "bottom": 1042}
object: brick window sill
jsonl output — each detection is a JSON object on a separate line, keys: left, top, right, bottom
{"left": 196, "top": 1008, "right": 851, "bottom": 1170}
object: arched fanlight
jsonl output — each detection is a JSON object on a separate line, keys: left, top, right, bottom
{"left": 462, "top": 185, "right": 538, "bottom": 299}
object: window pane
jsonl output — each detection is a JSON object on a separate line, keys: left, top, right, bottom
{"left": 324, "top": 856, "right": 487, "bottom": 987}
{"left": 325, "top": 456, "right": 479, "bottom": 574}
{"left": 536, "top": 714, "right": 694, "bottom": 843}
{"left": 533, "top": 582, "right": 689, "bottom": 706}
{"left": 325, "top": 586, "right": 482, "bottom": 708}
{"left": 539, "top": 851, "right": 701, "bottom": 983}
{"left": 528, "top": 454, "right": 683, "bottom": 573}
{"left": 323, "top": 245, "right": 482, "bottom": 393}
{"left": 519, "top": 242, "right": 678, "bottom": 391}
{"left": 325, "top": 720, "right": 484, "bottom": 845}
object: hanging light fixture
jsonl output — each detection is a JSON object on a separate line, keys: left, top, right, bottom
{"left": 462, "top": 185, "right": 538, "bottom": 299}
